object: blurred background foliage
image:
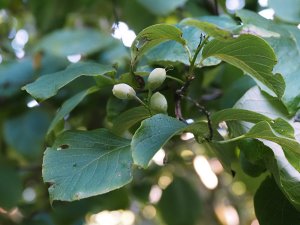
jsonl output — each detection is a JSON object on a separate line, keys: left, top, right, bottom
{"left": 0, "top": 0, "right": 298, "bottom": 225}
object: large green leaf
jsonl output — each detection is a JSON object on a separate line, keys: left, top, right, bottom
{"left": 4, "top": 109, "right": 51, "bottom": 159}
{"left": 269, "top": 0, "right": 300, "bottom": 23}
{"left": 43, "top": 129, "right": 132, "bottom": 202}
{"left": 131, "top": 24, "right": 186, "bottom": 65}
{"left": 157, "top": 177, "right": 202, "bottom": 225}
{"left": 131, "top": 114, "right": 186, "bottom": 168}
{"left": 112, "top": 106, "right": 151, "bottom": 135}
{"left": 180, "top": 18, "right": 233, "bottom": 40}
{"left": 35, "top": 28, "right": 114, "bottom": 56}
{"left": 254, "top": 176, "right": 300, "bottom": 225}
{"left": 47, "top": 86, "right": 100, "bottom": 135}
{"left": 137, "top": 0, "right": 187, "bottom": 15}
{"left": 22, "top": 62, "right": 115, "bottom": 101}
{"left": 202, "top": 34, "right": 285, "bottom": 98}
{"left": 236, "top": 10, "right": 300, "bottom": 114}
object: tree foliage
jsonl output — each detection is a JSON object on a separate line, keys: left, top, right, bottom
{"left": 1, "top": 0, "right": 300, "bottom": 225}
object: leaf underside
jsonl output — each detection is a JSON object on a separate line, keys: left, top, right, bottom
{"left": 43, "top": 129, "right": 132, "bottom": 202}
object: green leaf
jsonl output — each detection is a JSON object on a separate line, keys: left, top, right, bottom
{"left": 131, "top": 114, "right": 186, "bottom": 168}
{"left": 106, "top": 96, "right": 129, "bottom": 122}
{"left": 231, "top": 86, "right": 294, "bottom": 137}
{"left": 35, "top": 28, "right": 114, "bottom": 56}
{"left": 4, "top": 109, "right": 51, "bottom": 159}
{"left": 211, "top": 108, "right": 271, "bottom": 128}
{"left": 22, "top": 62, "right": 115, "bottom": 101}
{"left": 254, "top": 176, "right": 300, "bottom": 225}
{"left": 28, "top": 0, "right": 73, "bottom": 33}
{"left": 269, "top": 0, "right": 300, "bottom": 23}
{"left": 0, "top": 160, "right": 22, "bottom": 210}
{"left": 145, "top": 27, "right": 192, "bottom": 66}
{"left": 234, "top": 86, "right": 289, "bottom": 120}
{"left": 146, "top": 25, "right": 221, "bottom": 67}
{"left": 145, "top": 16, "right": 238, "bottom": 66}
{"left": 43, "top": 129, "right": 132, "bottom": 202}
{"left": 0, "top": 58, "right": 34, "bottom": 97}
{"left": 239, "top": 145, "right": 266, "bottom": 177}
{"left": 112, "top": 106, "right": 151, "bottom": 135}
{"left": 131, "top": 24, "right": 186, "bottom": 65}
{"left": 209, "top": 109, "right": 274, "bottom": 173}
{"left": 0, "top": 55, "right": 68, "bottom": 97}
{"left": 202, "top": 34, "right": 285, "bottom": 98}
{"left": 219, "top": 76, "right": 256, "bottom": 108}
{"left": 180, "top": 18, "right": 233, "bottom": 40}
{"left": 157, "top": 177, "right": 202, "bottom": 225}
{"left": 137, "top": 0, "right": 187, "bottom": 15}
{"left": 244, "top": 120, "right": 297, "bottom": 152}
{"left": 268, "top": 35, "right": 300, "bottom": 114}
{"left": 236, "top": 9, "right": 300, "bottom": 114}
{"left": 47, "top": 86, "right": 100, "bottom": 135}
{"left": 184, "top": 121, "right": 211, "bottom": 142}
{"left": 263, "top": 142, "right": 300, "bottom": 211}
{"left": 198, "top": 15, "right": 238, "bottom": 30}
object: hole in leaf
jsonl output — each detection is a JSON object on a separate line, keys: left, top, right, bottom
{"left": 59, "top": 144, "right": 69, "bottom": 150}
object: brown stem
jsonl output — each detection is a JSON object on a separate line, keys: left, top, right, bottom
{"left": 181, "top": 95, "right": 213, "bottom": 141}
{"left": 174, "top": 76, "right": 195, "bottom": 121}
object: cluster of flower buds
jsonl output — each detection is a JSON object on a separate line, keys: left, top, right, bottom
{"left": 112, "top": 68, "right": 168, "bottom": 113}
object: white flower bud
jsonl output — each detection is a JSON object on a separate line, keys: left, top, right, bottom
{"left": 150, "top": 92, "right": 168, "bottom": 113}
{"left": 112, "top": 83, "right": 136, "bottom": 100}
{"left": 148, "top": 68, "right": 166, "bottom": 90}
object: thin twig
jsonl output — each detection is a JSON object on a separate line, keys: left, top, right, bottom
{"left": 180, "top": 95, "right": 213, "bottom": 141}
{"left": 175, "top": 34, "right": 207, "bottom": 120}
{"left": 112, "top": 0, "right": 120, "bottom": 26}
{"left": 174, "top": 34, "right": 213, "bottom": 140}
{"left": 174, "top": 76, "right": 194, "bottom": 121}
